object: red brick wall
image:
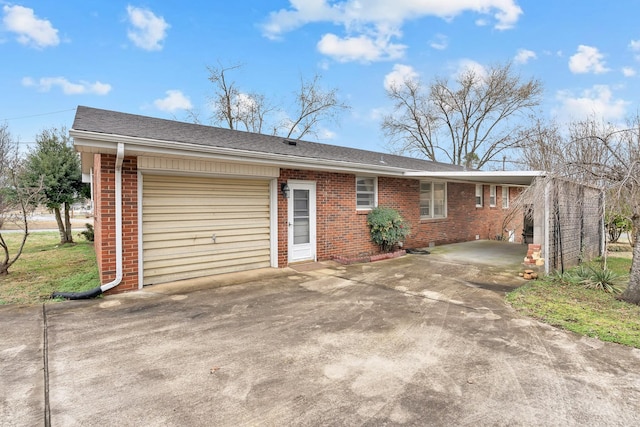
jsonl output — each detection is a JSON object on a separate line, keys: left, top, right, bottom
{"left": 93, "top": 153, "right": 139, "bottom": 294}
{"left": 278, "top": 170, "right": 524, "bottom": 266}
{"left": 277, "top": 170, "right": 379, "bottom": 267}
{"left": 94, "top": 161, "right": 524, "bottom": 287}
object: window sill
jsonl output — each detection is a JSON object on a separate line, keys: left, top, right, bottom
{"left": 420, "top": 217, "right": 447, "bottom": 223}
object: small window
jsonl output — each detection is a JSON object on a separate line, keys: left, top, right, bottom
{"left": 421, "top": 181, "right": 447, "bottom": 219}
{"left": 356, "top": 177, "right": 376, "bottom": 209}
{"left": 489, "top": 185, "right": 496, "bottom": 207}
{"left": 475, "top": 184, "right": 483, "bottom": 207}
{"left": 502, "top": 186, "right": 510, "bottom": 209}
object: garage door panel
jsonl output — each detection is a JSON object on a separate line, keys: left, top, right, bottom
{"left": 145, "top": 248, "right": 271, "bottom": 272}
{"left": 142, "top": 229, "right": 271, "bottom": 245}
{"left": 142, "top": 174, "right": 271, "bottom": 285}
{"left": 145, "top": 260, "right": 272, "bottom": 285}
{"left": 143, "top": 214, "right": 269, "bottom": 229}
{"left": 144, "top": 196, "right": 269, "bottom": 208}
{"left": 143, "top": 206, "right": 269, "bottom": 216}
{"left": 144, "top": 237, "right": 271, "bottom": 256}
{"left": 142, "top": 222, "right": 270, "bottom": 234}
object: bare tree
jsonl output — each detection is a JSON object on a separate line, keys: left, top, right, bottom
{"left": 203, "top": 63, "right": 349, "bottom": 139}
{"left": 206, "top": 62, "right": 244, "bottom": 130}
{"left": 283, "top": 73, "right": 351, "bottom": 140}
{"left": 234, "top": 91, "right": 277, "bottom": 134}
{"left": 0, "top": 124, "right": 42, "bottom": 275}
{"left": 382, "top": 61, "right": 543, "bottom": 169}
{"left": 522, "top": 116, "right": 640, "bottom": 304}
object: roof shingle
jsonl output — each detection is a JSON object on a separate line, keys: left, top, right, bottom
{"left": 73, "top": 106, "right": 464, "bottom": 173}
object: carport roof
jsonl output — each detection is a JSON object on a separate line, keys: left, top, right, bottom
{"left": 71, "top": 106, "right": 542, "bottom": 184}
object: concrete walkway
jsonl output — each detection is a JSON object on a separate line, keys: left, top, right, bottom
{"left": 2, "top": 241, "right": 640, "bottom": 426}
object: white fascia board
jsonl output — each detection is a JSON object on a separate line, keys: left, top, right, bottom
{"left": 403, "top": 170, "right": 546, "bottom": 186}
{"left": 70, "top": 129, "right": 411, "bottom": 176}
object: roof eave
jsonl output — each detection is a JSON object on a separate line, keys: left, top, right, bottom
{"left": 71, "top": 129, "right": 413, "bottom": 176}
{"left": 403, "top": 170, "right": 545, "bottom": 186}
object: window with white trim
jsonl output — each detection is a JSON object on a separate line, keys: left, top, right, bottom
{"left": 475, "top": 184, "right": 483, "bottom": 207}
{"left": 420, "top": 181, "right": 447, "bottom": 219}
{"left": 356, "top": 177, "right": 377, "bottom": 209}
{"left": 502, "top": 186, "right": 510, "bottom": 209}
{"left": 489, "top": 185, "right": 497, "bottom": 207}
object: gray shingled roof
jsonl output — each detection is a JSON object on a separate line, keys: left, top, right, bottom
{"left": 73, "top": 106, "right": 464, "bottom": 173}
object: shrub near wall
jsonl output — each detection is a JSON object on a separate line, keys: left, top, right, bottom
{"left": 367, "top": 207, "right": 410, "bottom": 252}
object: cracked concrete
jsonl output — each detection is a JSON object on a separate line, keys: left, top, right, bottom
{"left": 1, "top": 241, "right": 640, "bottom": 426}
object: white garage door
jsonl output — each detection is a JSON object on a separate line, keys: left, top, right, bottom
{"left": 142, "top": 174, "right": 271, "bottom": 285}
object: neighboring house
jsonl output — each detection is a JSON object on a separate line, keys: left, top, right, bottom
{"left": 71, "top": 106, "right": 600, "bottom": 294}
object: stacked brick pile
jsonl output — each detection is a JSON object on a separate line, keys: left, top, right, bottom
{"left": 524, "top": 244, "right": 544, "bottom": 266}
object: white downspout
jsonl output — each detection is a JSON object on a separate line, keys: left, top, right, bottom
{"left": 100, "top": 142, "right": 124, "bottom": 292}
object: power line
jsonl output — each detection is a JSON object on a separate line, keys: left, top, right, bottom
{"left": 0, "top": 108, "right": 76, "bottom": 122}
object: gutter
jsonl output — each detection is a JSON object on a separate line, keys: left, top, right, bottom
{"left": 70, "top": 129, "right": 414, "bottom": 177}
{"left": 52, "top": 143, "right": 124, "bottom": 300}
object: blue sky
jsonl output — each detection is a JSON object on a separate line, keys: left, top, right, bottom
{"left": 2, "top": 1, "right": 639, "bottom": 156}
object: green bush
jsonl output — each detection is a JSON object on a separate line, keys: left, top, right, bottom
{"left": 605, "top": 212, "right": 631, "bottom": 243}
{"left": 367, "top": 207, "right": 410, "bottom": 253}
{"left": 79, "top": 223, "right": 94, "bottom": 242}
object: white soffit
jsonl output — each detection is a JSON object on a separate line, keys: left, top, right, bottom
{"left": 403, "top": 171, "right": 545, "bottom": 186}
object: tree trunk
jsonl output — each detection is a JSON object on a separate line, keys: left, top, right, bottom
{"left": 53, "top": 206, "right": 65, "bottom": 243}
{"left": 620, "top": 215, "right": 640, "bottom": 305}
{"left": 64, "top": 201, "right": 73, "bottom": 243}
{"left": 54, "top": 206, "right": 73, "bottom": 244}
{"left": 0, "top": 234, "right": 10, "bottom": 275}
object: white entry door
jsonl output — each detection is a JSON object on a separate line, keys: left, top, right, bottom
{"left": 287, "top": 181, "right": 316, "bottom": 263}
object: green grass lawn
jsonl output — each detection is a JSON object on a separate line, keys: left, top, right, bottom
{"left": 0, "top": 231, "right": 99, "bottom": 305}
{"left": 507, "top": 256, "right": 640, "bottom": 348}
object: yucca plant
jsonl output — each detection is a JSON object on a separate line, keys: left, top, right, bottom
{"left": 580, "top": 265, "right": 625, "bottom": 294}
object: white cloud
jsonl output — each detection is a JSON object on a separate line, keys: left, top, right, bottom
{"left": 622, "top": 66, "right": 636, "bottom": 77}
{"left": 126, "top": 5, "right": 169, "bottom": 51}
{"left": 231, "top": 93, "right": 261, "bottom": 118}
{"left": 262, "top": 0, "right": 522, "bottom": 62}
{"left": 384, "top": 64, "right": 418, "bottom": 91}
{"left": 22, "top": 76, "right": 111, "bottom": 95}
{"left": 154, "top": 90, "right": 192, "bottom": 112}
{"left": 568, "top": 45, "right": 610, "bottom": 74}
{"left": 430, "top": 34, "right": 448, "bottom": 50}
{"left": 514, "top": 48, "right": 536, "bottom": 64}
{"left": 317, "top": 33, "right": 405, "bottom": 62}
{"left": 555, "top": 85, "right": 629, "bottom": 123}
{"left": 317, "top": 127, "right": 336, "bottom": 140}
{"left": 2, "top": 5, "right": 59, "bottom": 48}
{"left": 455, "top": 59, "right": 488, "bottom": 80}
{"left": 264, "top": 0, "right": 522, "bottom": 37}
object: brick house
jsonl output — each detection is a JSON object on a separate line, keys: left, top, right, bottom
{"left": 71, "top": 106, "right": 554, "bottom": 295}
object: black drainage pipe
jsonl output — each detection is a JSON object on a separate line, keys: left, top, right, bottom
{"left": 51, "top": 286, "right": 103, "bottom": 300}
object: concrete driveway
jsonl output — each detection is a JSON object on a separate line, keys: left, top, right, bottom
{"left": 2, "top": 241, "right": 640, "bottom": 426}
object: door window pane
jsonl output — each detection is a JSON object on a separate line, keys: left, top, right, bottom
{"left": 293, "top": 189, "right": 310, "bottom": 244}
